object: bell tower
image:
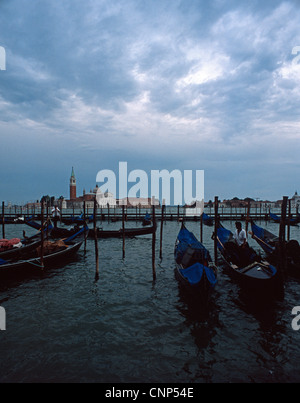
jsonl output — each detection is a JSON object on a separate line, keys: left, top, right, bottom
{"left": 70, "top": 167, "right": 76, "bottom": 200}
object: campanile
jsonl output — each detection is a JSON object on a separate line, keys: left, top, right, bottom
{"left": 70, "top": 167, "right": 76, "bottom": 200}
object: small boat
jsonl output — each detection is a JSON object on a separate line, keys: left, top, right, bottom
{"left": 201, "top": 212, "right": 214, "bottom": 226}
{"left": 215, "top": 223, "right": 278, "bottom": 292}
{"left": 0, "top": 237, "right": 41, "bottom": 261}
{"left": 174, "top": 223, "right": 217, "bottom": 296}
{"left": 250, "top": 221, "right": 278, "bottom": 255}
{"left": 250, "top": 220, "right": 300, "bottom": 279}
{"left": 0, "top": 223, "right": 55, "bottom": 261}
{"left": 61, "top": 213, "right": 93, "bottom": 225}
{"left": 50, "top": 224, "right": 89, "bottom": 239}
{"left": 24, "top": 217, "right": 53, "bottom": 232}
{"left": 61, "top": 213, "right": 83, "bottom": 225}
{"left": 88, "top": 223, "right": 156, "bottom": 238}
{"left": 142, "top": 213, "right": 152, "bottom": 226}
{"left": 270, "top": 212, "right": 299, "bottom": 226}
{"left": 0, "top": 237, "right": 84, "bottom": 279}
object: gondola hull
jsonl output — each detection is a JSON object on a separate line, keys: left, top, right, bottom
{"left": 0, "top": 240, "right": 83, "bottom": 279}
{"left": 0, "top": 238, "right": 42, "bottom": 261}
{"left": 88, "top": 224, "right": 156, "bottom": 238}
{"left": 51, "top": 225, "right": 89, "bottom": 239}
{"left": 174, "top": 262, "right": 217, "bottom": 298}
{"left": 220, "top": 255, "right": 278, "bottom": 292}
{"left": 216, "top": 224, "right": 279, "bottom": 294}
{"left": 251, "top": 221, "right": 300, "bottom": 279}
{"left": 174, "top": 224, "right": 217, "bottom": 298}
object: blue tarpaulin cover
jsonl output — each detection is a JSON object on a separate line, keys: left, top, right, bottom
{"left": 251, "top": 222, "right": 276, "bottom": 254}
{"left": 179, "top": 262, "right": 217, "bottom": 287}
{"left": 175, "top": 226, "right": 216, "bottom": 287}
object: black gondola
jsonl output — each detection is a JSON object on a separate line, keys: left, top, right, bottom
{"left": 142, "top": 213, "right": 152, "bottom": 226}
{"left": 215, "top": 223, "right": 278, "bottom": 292}
{"left": 50, "top": 224, "right": 89, "bottom": 239}
{"left": 88, "top": 223, "right": 156, "bottom": 238}
{"left": 61, "top": 213, "right": 93, "bottom": 225}
{"left": 23, "top": 217, "right": 53, "bottom": 232}
{"left": 250, "top": 220, "right": 300, "bottom": 279}
{"left": 174, "top": 223, "right": 217, "bottom": 297}
{"left": 201, "top": 212, "right": 214, "bottom": 226}
{"left": 269, "top": 212, "right": 299, "bottom": 226}
{"left": 0, "top": 238, "right": 84, "bottom": 280}
{"left": 0, "top": 237, "right": 42, "bottom": 261}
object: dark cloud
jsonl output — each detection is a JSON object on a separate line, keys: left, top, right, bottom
{"left": 0, "top": 0, "right": 300, "bottom": 203}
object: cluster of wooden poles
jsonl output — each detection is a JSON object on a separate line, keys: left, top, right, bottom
{"left": 1, "top": 196, "right": 295, "bottom": 281}
{"left": 91, "top": 199, "right": 164, "bottom": 281}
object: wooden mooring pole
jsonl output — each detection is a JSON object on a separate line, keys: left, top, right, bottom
{"left": 287, "top": 199, "right": 291, "bottom": 242}
{"left": 2, "top": 201, "right": 5, "bottom": 239}
{"left": 200, "top": 211, "right": 203, "bottom": 243}
{"left": 214, "top": 196, "right": 219, "bottom": 264}
{"left": 122, "top": 205, "right": 125, "bottom": 259}
{"left": 279, "top": 196, "right": 288, "bottom": 281}
{"left": 94, "top": 198, "right": 99, "bottom": 280}
{"left": 83, "top": 200, "right": 87, "bottom": 253}
{"left": 40, "top": 201, "right": 44, "bottom": 269}
{"left": 152, "top": 204, "right": 156, "bottom": 281}
{"left": 159, "top": 204, "right": 165, "bottom": 260}
{"left": 245, "top": 200, "right": 250, "bottom": 234}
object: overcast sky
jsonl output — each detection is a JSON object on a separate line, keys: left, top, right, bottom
{"left": 1, "top": 0, "right": 300, "bottom": 204}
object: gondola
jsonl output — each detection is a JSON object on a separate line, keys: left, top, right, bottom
{"left": 88, "top": 223, "right": 156, "bottom": 238}
{"left": 174, "top": 223, "right": 217, "bottom": 296}
{"left": 50, "top": 224, "right": 89, "bottom": 239}
{"left": 142, "top": 213, "right": 152, "bottom": 226}
{"left": 0, "top": 236, "right": 41, "bottom": 261}
{"left": 201, "top": 212, "right": 214, "bottom": 226}
{"left": 0, "top": 236, "right": 84, "bottom": 279}
{"left": 250, "top": 220, "right": 300, "bottom": 279}
{"left": 0, "top": 224, "right": 54, "bottom": 261}
{"left": 269, "top": 212, "right": 299, "bottom": 226}
{"left": 61, "top": 213, "right": 93, "bottom": 225}
{"left": 215, "top": 223, "right": 278, "bottom": 292}
{"left": 24, "top": 217, "right": 53, "bottom": 232}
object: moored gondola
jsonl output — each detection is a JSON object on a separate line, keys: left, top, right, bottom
{"left": 142, "top": 212, "right": 152, "bottom": 226}
{"left": 50, "top": 224, "right": 89, "bottom": 239}
{"left": 269, "top": 212, "right": 299, "bottom": 226}
{"left": 250, "top": 220, "right": 300, "bottom": 279}
{"left": 0, "top": 237, "right": 84, "bottom": 280}
{"left": 88, "top": 222, "right": 156, "bottom": 238}
{"left": 201, "top": 212, "right": 214, "bottom": 227}
{"left": 174, "top": 223, "right": 217, "bottom": 297}
{"left": 215, "top": 222, "right": 278, "bottom": 293}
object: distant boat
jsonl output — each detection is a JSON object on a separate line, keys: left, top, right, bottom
{"left": 88, "top": 223, "right": 156, "bottom": 238}
{"left": 269, "top": 212, "right": 299, "bottom": 226}
{"left": 215, "top": 222, "right": 278, "bottom": 293}
{"left": 201, "top": 212, "right": 214, "bottom": 226}
{"left": 61, "top": 213, "right": 93, "bottom": 225}
{"left": 174, "top": 223, "right": 217, "bottom": 297}
{"left": 142, "top": 212, "right": 151, "bottom": 226}
{"left": 51, "top": 224, "right": 89, "bottom": 240}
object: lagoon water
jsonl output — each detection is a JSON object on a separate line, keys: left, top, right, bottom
{"left": 0, "top": 217, "right": 300, "bottom": 383}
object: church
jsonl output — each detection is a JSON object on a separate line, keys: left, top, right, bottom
{"left": 57, "top": 167, "right": 158, "bottom": 210}
{"left": 58, "top": 167, "right": 98, "bottom": 210}
{"left": 291, "top": 191, "right": 300, "bottom": 208}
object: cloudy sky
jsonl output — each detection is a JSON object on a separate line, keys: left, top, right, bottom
{"left": 1, "top": 0, "right": 300, "bottom": 204}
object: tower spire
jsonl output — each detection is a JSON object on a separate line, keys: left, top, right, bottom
{"left": 70, "top": 167, "right": 76, "bottom": 200}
